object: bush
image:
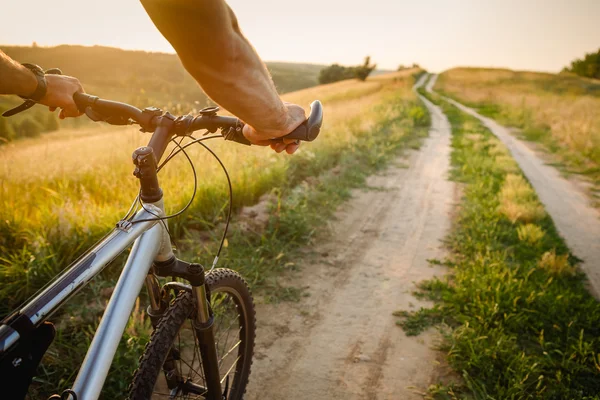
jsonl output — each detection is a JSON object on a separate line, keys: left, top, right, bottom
{"left": 318, "top": 56, "right": 377, "bottom": 84}
{"left": 17, "top": 118, "right": 43, "bottom": 138}
{"left": 318, "top": 64, "right": 355, "bottom": 84}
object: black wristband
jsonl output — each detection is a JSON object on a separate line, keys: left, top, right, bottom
{"left": 20, "top": 63, "right": 47, "bottom": 102}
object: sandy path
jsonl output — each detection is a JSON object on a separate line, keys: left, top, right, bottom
{"left": 427, "top": 74, "right": 600, "bottom": 296}
{"left": 245, "top": 74, "right": 455, "bottom": 399}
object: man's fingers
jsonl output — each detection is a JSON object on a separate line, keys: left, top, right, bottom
{"left": 271, "top": 142, "right": 287, "bottom": 153}
{"left": 282, "top": 138, "right": 300, "bottom": 145}
{"left": 285, "top": 143, "right": 300, "bottom": 154}
{"left": 61, "top": 107, "right": 83, "bottom": 119}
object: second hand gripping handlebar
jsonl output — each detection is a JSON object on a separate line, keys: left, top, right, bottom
{"left": 73, "top": 93, "right": 323, "bottom": 146}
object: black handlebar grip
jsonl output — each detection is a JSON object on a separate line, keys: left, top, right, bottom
{"left": 279, "top": 100, "right": 323, "bottom": 142}
{"left": 226, "top": 100, "right": 323, "bottom": 146}
{"left": 73, "top": 92, "right": 98, "bottom": 113}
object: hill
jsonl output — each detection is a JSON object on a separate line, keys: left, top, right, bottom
{"left": 0, "top": 45, "right": 326, "bottom": 139}
{"left": 1, "top": 44, "right": 325, "bottom": 106}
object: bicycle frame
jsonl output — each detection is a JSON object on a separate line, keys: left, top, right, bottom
{"left": 0, "top": 200, "right": 173, "bottom": 400}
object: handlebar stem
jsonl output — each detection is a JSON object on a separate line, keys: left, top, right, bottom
{"left": 133, "top": 147, "right": 163, "bottom": 203}
{"left": 147, "top": 113, "right": 176, "bottom": 163}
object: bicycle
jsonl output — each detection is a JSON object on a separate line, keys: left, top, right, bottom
{"left": 0, "top": 88, "right": 323, "bottom": 400}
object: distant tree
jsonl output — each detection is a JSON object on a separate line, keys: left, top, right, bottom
{"left": 397, "top": 64, "right": 407, "bottom": 71}
{"left": 563, "top": 49, "right": 600, "bottom": 80}
{"left": 354, "top": 56, "right": 376, "bottom": 81}
{"left": 318, "top": 64, "right": 355, "bottom": 84}
{"left": 411, "top": 63, "right": 421, "bottom": 69}
{"left": 18, "top": 118, "right": 43, "bottom": 138}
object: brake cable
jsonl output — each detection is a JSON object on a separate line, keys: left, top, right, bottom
{"left": 128, "top": 133, "right": 233, "bottom": 272}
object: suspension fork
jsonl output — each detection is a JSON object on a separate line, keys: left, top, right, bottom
{"left": 188, "top": 263, "right": 224, "bottom": 400}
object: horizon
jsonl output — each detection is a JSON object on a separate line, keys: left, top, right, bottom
{"left": 2, "top": 43, "right": 590, "bottom": 76}
{"left": 1, "top": 0, "right": 599, "bottom": 73}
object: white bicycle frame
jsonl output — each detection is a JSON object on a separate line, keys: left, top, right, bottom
{"left": 0, "top": 200, "right": 173, "bottom": 400}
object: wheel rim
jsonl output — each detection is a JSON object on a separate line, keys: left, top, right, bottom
{"left": 150, "top": 287, "right": 248, "bottom": 399}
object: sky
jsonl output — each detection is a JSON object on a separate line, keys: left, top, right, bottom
{"left": 1, "top": 0, "right": 599, "bottom": 73}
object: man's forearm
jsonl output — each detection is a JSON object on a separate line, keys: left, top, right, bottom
{"left": 0, "top": 50, "right": 37, "bottom": 97}
{"left": 141, "top": 0, "right": 289, "bottom": 134}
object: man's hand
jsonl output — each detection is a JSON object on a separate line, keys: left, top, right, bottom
{"left": 242, "top": 103, "right": 306, "bottom": 154}
{"left": 41, "top": 75, "right": 85, "bottom": 119}
{"left": 142, "top": 0, "right": 308, "bottom": 155}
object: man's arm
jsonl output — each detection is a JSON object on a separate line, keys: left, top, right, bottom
{"left": 0, "top": 49, "right": 84, "bottom": 119}
{"left": 0, "top": 50, "right": 38, "bottom": 97}
{"left": 140, "top": 0, "right": 304, "bottom": 153}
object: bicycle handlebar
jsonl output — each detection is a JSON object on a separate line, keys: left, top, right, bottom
{"left": 73, "top": 93, "right": 323, "bottom": 146}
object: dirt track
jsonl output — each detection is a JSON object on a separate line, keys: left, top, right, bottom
{"left": 245, "top": 75, "right": 455, "bottom": 399}
{"left": 427, "top": 74, "right": 600, "bottom": 298}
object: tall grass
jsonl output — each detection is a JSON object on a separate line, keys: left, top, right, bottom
{"left": 435, "top": 68, "right": 600, "bottom": 196}
{"left": 397, "top": 96, "right": 600, "bottom": 399}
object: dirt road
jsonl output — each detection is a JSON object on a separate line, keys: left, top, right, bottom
{"left": 426, "top": 74, "right": 600, "bottom": 297}
{"left": 245, "top": 75, "right": 455, "bottom": 399}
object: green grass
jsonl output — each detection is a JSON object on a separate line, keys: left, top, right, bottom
{"left": 27, "top": 80, "right": 430, "bottom": 398}
{"left": 396, "top": 92, "right": 600, "bottom": 399}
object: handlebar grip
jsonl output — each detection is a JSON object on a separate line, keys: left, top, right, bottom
{"left": 280, "top": 100, "right": 323, "bottom": 142}
{"left": 73, "top": 92, "right": 98, "bottom": 113}
{"left": 226, "top": 100, "right": 323, "bottom": 146}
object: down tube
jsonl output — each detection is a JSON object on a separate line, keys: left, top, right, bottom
{"left": 70, "top": 223, "right": 163, "bottom": 400}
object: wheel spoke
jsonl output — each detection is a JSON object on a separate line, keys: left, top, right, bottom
{"left": 220, "top": 355, "right": 241, "bottom": 384}
{"left": 219, "top": 339, "right": 241, "bottom": 366}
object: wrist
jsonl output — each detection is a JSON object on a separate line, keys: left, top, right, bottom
{"left": 17, "top": 66, "right": 38, "bottom": 98}
{"left": 256, "top": 102, "right": 291, "bottom": 135}
{"left": 18, "top": 64, "right": 47, "bottom": 101}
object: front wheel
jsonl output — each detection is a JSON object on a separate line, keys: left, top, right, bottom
{"left": 128, "top": 268, "right": 256, "bottom": 400}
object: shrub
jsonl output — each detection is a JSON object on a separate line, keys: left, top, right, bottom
{"left": 538, "top": 249, "right": 575, "bottom": 276}
{"left": 318, "top": 56, "right": 377, "bottom": 84}
{"left": 318, "top": 64, "right": 355, "bottom": 84}
{"left": 17, "top": 118, "right": 43, "bottom": 138}
{"left": 516, "top": 223, "right": 545, "bottom": 245}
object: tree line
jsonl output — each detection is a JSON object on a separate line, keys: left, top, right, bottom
{"left": 563, "top": 48, "right": 600, "bottom": 80}
{"left": 318, "top": 58, "right": 421, "bottom": 85}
